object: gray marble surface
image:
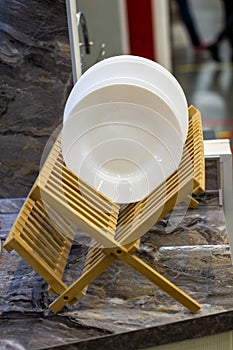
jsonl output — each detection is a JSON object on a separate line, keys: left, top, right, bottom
{"left": 0, "top": 0, "right": 72, "bottom": 198}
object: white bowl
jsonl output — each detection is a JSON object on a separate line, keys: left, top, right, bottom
{"left": 62, "top": 102, "right": 184, "bottom": 203}
{"left": 63, "top": 55, "right": 188, "bottom": 140}
{"left": 65, "top": 83, "right": 183, "bottom": 144}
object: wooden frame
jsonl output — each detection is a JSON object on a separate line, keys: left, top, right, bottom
{"left": 4, "top": 105, "right": 205, "bottom": 314}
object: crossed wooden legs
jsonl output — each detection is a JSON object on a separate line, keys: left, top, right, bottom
{"left": 49, "top": 238, "right": 200, "bottom": 314}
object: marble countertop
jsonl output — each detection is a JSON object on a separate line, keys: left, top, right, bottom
{"left": 1, "top": 161, "right": 233, "bottom": 350}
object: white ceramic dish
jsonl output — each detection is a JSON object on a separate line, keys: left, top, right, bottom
{"left": 62, "top": 102, "right": 184, "bottom": 203}
{"left": 64, "top": 76, "right": 175, "bottom": 124}
{"left": 65, "top": 83, "right": 183, "bottom": 144}
{"left": 63, "top": 55, "right": 188, "bottom": 140}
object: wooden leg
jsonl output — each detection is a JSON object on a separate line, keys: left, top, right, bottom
{"left": 50, "top": 243, "right": 200, "bottom": 314}
{"left": 186, "top": 195, "right": 199, "bottom": 209}
{"left": 49, "top": 254, "right": 116, "bottom": 313}
{"left": 117, "top": 251, "right": 200, "bottom": 313}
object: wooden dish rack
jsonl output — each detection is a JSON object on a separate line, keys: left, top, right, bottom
{"left": 4, "top": 105, "right": 205, "bottom": 314}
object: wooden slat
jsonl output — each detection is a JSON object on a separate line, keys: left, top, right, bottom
{"left": 4, "top": 196, "right": 74, "bottom": 283}
{"left": 40, "top": 177, "right": 116, "bottom": 239}
{"left": 46, "top": 154, "right": 119, "bottom": 217}
{"left": 43, "top": 136, "right": 119, "bottom": 215}
{"left": 36, "top": 201, "right": 77, "bottom": 243}
{"left": 5, "top": 233, "right": 74, "bottom": 296}
{"left": 43, "top": 161, "right": 118, "bottom": 229}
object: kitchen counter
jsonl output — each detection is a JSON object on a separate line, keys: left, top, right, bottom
{"left": 1, "top": 159, "right": 233, "bottom": 350}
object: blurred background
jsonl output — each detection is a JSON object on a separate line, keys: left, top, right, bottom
{"left": 172, "top": 0, "right": 233, "bottom": 146}
{"left": 0, "top": 0, "right": 232, "bottom": 198}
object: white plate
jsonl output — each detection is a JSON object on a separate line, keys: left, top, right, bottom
{"left": 65, "top": 83, "right": 183, "bottom": 143}
{"left": 62, "top": 102, "right": 184, "bottom": 203}
{"left": 63, "top": 55, "right": 188, "bottom": 140}
{"left": 64, "top": 76, "right": 175, "bottom": 125}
